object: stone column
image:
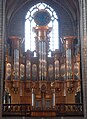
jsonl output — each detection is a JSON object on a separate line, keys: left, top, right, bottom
{"left": 0, "top": 0, "right": 6, "bottom": 118}
{"left": 80, "top": 0, "right": 87, "bottom": 119}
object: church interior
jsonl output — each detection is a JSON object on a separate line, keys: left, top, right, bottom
{"left": 0, "top": 0, "right": 87, "bottom": 119}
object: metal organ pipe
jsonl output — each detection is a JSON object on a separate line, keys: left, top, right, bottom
{"left": 53, "top": 89, "right": 55, "bottom": 107}
{"left": 33, "top": 26, "right": 52, "bottom": 80}
{"left": 32, "top": 88, "right": 34, "bottom": 106}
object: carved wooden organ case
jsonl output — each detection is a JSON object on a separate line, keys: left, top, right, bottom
{"left": 4, "top": 10, "right": 81, "bottom": 109}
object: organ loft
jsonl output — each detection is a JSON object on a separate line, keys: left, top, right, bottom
{"left": 4, "top": 10, "right": 81, "bottom": 116}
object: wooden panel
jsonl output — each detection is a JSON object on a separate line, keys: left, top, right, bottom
{"left": 20, "top": 96, "right": 31, "bottom": 104}
{"left": 31, "top": 112, "right": 56, "bottom": 117}
{"left": 56, "top": 96, "right": 65, "bottom": 104}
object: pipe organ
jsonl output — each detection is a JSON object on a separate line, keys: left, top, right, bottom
{"left": 4, "top": 10, "right": 81, "bottom": 112}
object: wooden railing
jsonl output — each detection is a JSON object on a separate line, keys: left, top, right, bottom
{"left": 56, "top": 103, "right": 83, "bottom": 116}
{"left": 2, "top": 103, "right": 83, "bottom": 116}
{"left": 2, "top": 104, "right": 31, "bottom": 116}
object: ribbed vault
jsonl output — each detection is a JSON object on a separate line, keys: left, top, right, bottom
{"left": 6, "top": 0, "right": 80, "bottom": 24}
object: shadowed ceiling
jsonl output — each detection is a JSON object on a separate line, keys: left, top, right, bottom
{"left": 6, "top": 0, "right": 80, "bottom": 23}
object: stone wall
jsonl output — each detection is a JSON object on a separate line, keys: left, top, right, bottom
{"left": 0, "top": 0, "right": 5, "bottom": 119}
{"left": 79, "top": 0, "right": 87, "bottom": 119}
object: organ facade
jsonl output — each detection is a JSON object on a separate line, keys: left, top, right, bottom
{"left": 4, "top": 10, "right": 81, "bottom": 116}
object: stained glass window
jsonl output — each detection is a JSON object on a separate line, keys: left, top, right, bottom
{"left": 25, "top": 2, "right": 59, "bottom": 51}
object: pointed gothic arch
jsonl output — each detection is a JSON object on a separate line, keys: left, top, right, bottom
{"left": 25, "top": 2, "right": 59, "bottom": 51}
